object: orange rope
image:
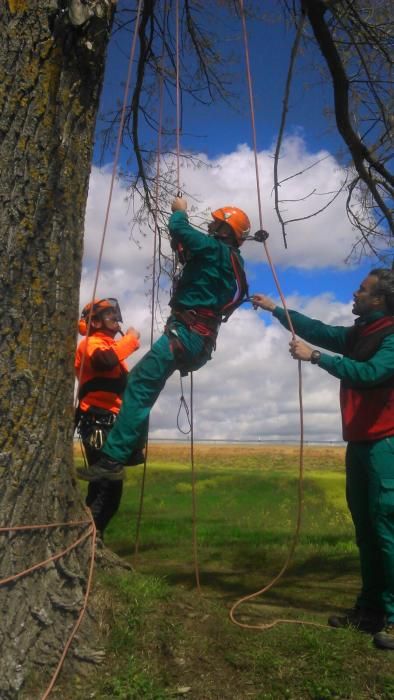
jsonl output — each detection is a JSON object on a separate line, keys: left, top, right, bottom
{"left": 134, "top": 0, "right": 168, "bottom": 560}
{"left": 238, "top": 0, "right": 296, "bottom": 335}
{"left": 175, "top": 0, "right": 181, "bottom": 191}
{"left": 173, "top": 0, "right": 201, "bottom": 592}
{"left": 0, "top": 519, "right": 89, "bottom": 532}
{"left": 0, "top": 524, "right": 92, "bottom": 587}
{"left": 0, "top": 509, "right": 96, "bottom": 698}
{"left": 41, "top": 514, "right": 97, "bottom": 700}
{"left": 228, "top": 0, "right": 306, "bottom": 631}
{"left": 75, "top": 0, "right": 144, "bottom": 408}
{"left": 190, "top": 373, "right": 201, "bottom": 592}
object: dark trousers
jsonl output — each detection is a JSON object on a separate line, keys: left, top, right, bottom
{"left": 79, "top": 414, "right": 123, "bottom": 537}
{"left": 85, "top": 479, "right": 123, "bottom": 536}
{"left": 346, "top": 437, "right": 394, "bottom": 622}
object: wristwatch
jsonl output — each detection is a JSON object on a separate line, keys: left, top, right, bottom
{"left": 310, "top": 350, "right": 321, "bottom": 365}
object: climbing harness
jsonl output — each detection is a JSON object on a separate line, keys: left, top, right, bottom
{"left": 165, "top": 238, "right": 250, "bottom": 377}
{"left": 77, "top": 408, "right": 116, "bottom": 451}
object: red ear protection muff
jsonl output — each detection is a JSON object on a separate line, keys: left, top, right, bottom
{"left": 78, "top": 319, "right": 88, "bottom": 336}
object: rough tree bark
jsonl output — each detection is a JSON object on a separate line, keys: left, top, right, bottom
{"left": 0, "top": 1, "right": 116, "bottom": 696}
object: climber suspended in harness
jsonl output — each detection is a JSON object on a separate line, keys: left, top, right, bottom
{"left": 165, "top": 217, "right": 270, "bottom": 376}
{"left": 166, "top": 206, "right": 251, "bottom": 375}
{"left": 164, "top": 308, "right": 220, "bottom": 375}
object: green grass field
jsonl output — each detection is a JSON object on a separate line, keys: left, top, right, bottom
{"left": 61, "top": 444, "right": 394, "bottom": 700}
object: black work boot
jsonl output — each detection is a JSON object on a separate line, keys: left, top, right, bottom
{"left": 328, "top": 606, "right": 384, "bottom": 634}
{"left": 374, "top": 624, "right": 394, "bottom": 650}
{"left": 77, "top": 455, "right": 125, "bottom": 482}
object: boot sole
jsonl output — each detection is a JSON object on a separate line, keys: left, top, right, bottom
{"left": 374, "top": 635, "right": 394, "bottom": 650}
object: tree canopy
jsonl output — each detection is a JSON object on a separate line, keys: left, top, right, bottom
{"left": 101, "top": 0, "right": 393, "bottom": 265}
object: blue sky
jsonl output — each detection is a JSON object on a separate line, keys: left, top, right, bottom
{"left": 96, "top": 4, "right": 336, "bottom": 154}
{"left": 81, "top": 3, "right": 381, "bottom": 442}
{"left": 95, "top": 1, "right": 341, "bottom": 158}
{"left": 92, "top": 1, "right": 374, "bottom": 303}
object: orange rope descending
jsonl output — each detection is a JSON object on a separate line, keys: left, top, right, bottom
{"left": 40, "top": 512, "right": 97, "bottom": 700}
{"left": 134, "top": 0, "right": 168, "bottom": 560}
{"left": 175, "top": 0, "right": 181, "bottom": 191}
{"left": 75, "top": 0, "right": 144, "bottom": 406}
{"left": 229, "top": 0, "right": 306, "bottom": 632}
{"left": 189, "top": 373, "right": 201, "bottom": 592}
{"left": 0, "top": 519, "right": 92, "bottom": 586}
{"left": 173, "top": 0, "right": 202, "bottom": 594}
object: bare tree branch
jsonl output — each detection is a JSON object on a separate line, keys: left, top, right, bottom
{"left": 301, "top": 0, "right": 393, "bottom": 236}
{"left": 273, "top": 13, "right": 307, "bottom": 248}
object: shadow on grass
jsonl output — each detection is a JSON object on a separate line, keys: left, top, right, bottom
{"left": 148, "top": 559, "right": 359, "bottom": 609}
{"left": 110, "top": 535, "right": 360, "bottom": 619}
{"left": 105, "top": 465, "right": 361, "bottom": 622}
{"left": 110, "top": 521, "right": 355, "bottom": 556}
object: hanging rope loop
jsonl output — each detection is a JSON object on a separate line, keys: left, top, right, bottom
{"left": 176, "top": 376, "right": 192, "bottom": 435}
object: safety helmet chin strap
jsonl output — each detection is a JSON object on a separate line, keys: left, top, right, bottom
{"left": 209, "top": 220, "right": 239, "bottom": 247}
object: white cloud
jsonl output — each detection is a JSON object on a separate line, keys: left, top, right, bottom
{"left": 80, "top": 139, "right": 362, "bottom": 443}
{"left": 177, "top": 137, "right": 361, "bottom": 269}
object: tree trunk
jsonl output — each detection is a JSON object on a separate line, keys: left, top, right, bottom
{"left": 0, "top": 1, "right": 114, "bottom": 696}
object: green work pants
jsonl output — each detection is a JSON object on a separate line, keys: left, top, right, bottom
{"left": 102, "top": 323, "right": 211, "bottom": 464}
{"left": 346, "top": 437, "right": 394, "bottom": 621}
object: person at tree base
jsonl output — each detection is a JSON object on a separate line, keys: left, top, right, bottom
{"left": 77, "top": 196, "right": 250, "bottom": 483}
{"left": 252, "top": 268, "right": 394, "bottom": 650}
{"left": 75, "top": 298, "right": 142, "bottom": 540}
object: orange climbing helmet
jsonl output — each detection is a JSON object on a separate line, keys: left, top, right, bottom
{"left": 78, "top": 298, "right": 122, "bottom": 335}
{"left": 211, "top": 206, "right": 251, "bottom": 246}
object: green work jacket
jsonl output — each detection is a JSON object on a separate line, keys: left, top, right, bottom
{"left": 168, "top": 210, "right": 245, "bottom": 311}
{"left": 273, "top": 307, "right": 394, "bottom": 387}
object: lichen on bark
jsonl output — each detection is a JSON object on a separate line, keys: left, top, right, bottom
{"left": 0, "top": 1, "right": 116, "bottom": 696}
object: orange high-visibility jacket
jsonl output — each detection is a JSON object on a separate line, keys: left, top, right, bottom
{"left": 75, "top": 331, "right": 140, "bottom": 413}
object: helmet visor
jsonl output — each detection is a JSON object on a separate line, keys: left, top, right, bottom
{"left": 82, "top": 298, "right": 123, "bottom": 323}
{"left": 96, "top": 298, "right": 123, "bottom": 323}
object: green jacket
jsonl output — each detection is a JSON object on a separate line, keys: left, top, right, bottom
{"left": 273, "top": 307, "right": 394, "bottom": 387}
{"left": 168, "top": 210, "right": 245, "bottom": 311}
